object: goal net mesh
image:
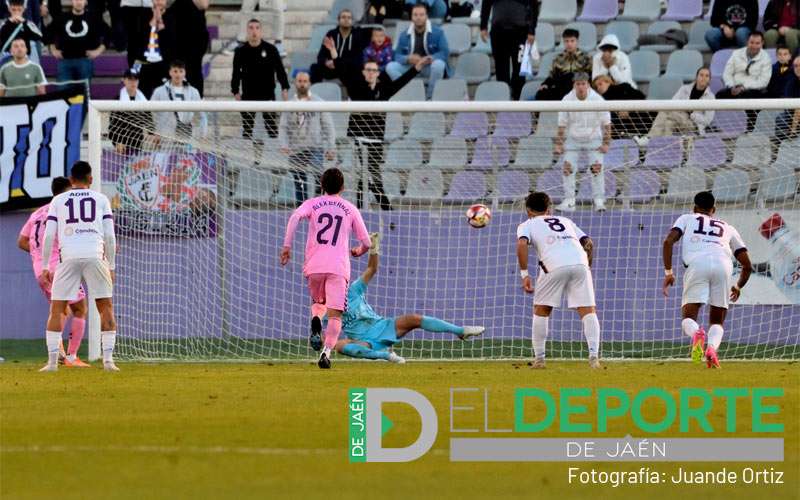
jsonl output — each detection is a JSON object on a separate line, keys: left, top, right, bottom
{"left": 94, "top": 99, "right": 800, "bottom": 360}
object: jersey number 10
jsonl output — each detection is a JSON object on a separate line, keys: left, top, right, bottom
{"left": 65, "top": 198, "right": 96, "bottom": 224}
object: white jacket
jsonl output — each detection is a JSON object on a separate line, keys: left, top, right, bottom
{"left": 591, "top": 34, "right": 636, "bottom": 88}
{"left": 558, "top": 88, "right": 611, "bottom": 142}
{"left": 722, "top": 47, "right": 772, "bottom": 90}
{"left": 672, "top": 83, "right": 716, "bottom": 133}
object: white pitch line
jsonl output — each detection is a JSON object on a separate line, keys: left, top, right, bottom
{"left": 0, "top": 445, "right": 449, "bottom": 456}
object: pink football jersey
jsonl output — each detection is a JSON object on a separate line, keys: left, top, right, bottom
{"left": 19, "top": 204, "right": 60, "bottom": 276}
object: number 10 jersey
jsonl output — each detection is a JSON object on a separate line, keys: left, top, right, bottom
{"left": 46, "top": 188, "right": 114, "bottom": 262}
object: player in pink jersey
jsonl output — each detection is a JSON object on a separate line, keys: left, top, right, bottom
{"left": 17, "top": 177, "right": 90, "bottom": 367}
{"left": 281, "top": 168, "right": 371, "bottom": 369}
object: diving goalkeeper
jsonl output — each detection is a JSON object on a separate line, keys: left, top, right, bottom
{"left": 331, "top": 233, "right": 485, "bottom": 363}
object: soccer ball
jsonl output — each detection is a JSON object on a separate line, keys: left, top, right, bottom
{"left": 466, "top": 204, "right": 492, "bottom": 228}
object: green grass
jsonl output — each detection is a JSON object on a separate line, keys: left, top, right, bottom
{"left": 1, "top": 358, "right": 798, "bottom": 499}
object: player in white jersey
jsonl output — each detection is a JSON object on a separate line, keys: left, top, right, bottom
{"left": 662, "top": 191, "right": 752, "bottom": 368}
{"left": 39, "top": 161, "right": 120, "bottom": 372}
{"left": 516, "top": 192, "right": 601, "bottom": 369}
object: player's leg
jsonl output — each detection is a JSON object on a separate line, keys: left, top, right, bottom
{"left": 703, "top": 264, "right": 731, "bottom": 368}
{"left": 681, "top": 303, "right": 706, "bottom": 363}
{"left": 41, "top": 261, "right": 83, "bottom": 372}
{"left": 557, "top": 150, "right": 578, "bottom": 211}
{"left": 306, "top": 274, "right": 328, "bottom": 351}
{"left": 84, "top": 259, "right": 119, "bottom": 371}
{"left": 317, "top": 274, "right": 348, "bottom": 369}
{"left": 705, "top": 306, "right": 728, "bottom": 369}
{"left": 394, "top": 314, "right": 484, "bottom": 340}
{"left": 568, "top": 265, "right": 601, "bottom": 368}
{"left": 335, "top": 338, "right": 401, "bottom": 363}
{"left": 41, "top": 300, "right": 69, "bottom": 372}
{"left": 589, "top": 149, "right": 606, "bottom": 211}
{"left": 63, "top": 294, "right": 90, "bottom": 367}
{"left": 531, "top": 304, "right": 553, "bottom": 369}
{"left": 681, "top": 263, "right": 711, "bottom": 363}
{"left": 531, "top": 267, "right": 567, "bottom": 368}
{"left": 37, "top": 273, "right": 68, "bottom": 362}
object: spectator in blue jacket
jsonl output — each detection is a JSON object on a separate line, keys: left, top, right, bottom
{"left": 386, "top": 3, "right": 448, "bottom": 98}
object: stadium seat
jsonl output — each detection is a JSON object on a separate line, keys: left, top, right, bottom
{"left": 520, "top": 81, "right": 540, "bottom": 101}
{"left": 710, "top": 110, "right": 747, "bottom": 139}
{"left": 384, "top": 139, "right": 423, "bottom": 171}
{"left": 605, "top": 21, "right": 639, "bottom": 52}
{"left": 310, "top": 82, "right": 342, "bottom": 101}
{"left": 710, "top": 49, "right": 734, "bottom": 77}
{"left": 685, "top": 20, "right": 712, "bottom": 51}
{"left": 404, "top": 170, "right": 445, "bottom": 200}
{"left": 563, "top": 22, "right": 598, "bottom": 53}
{"left": 773, "top": 139, "right": 800, "bottom": 169}
{"left": 605, "top": 139, "right": 640, "bottom": 169}
{"left": 381, "top": 171, "right": 403, "bottom": 201}
{"left": 731, "top": 134, "right": 772, "bottom": 169}
{"left": 333, "top": 140, "right": 354, "bottom": 170}
{"left": 432, "top": 78, "right": 468, "bottom": 101}
{"left": 325, "top": 0, "right": 365, "bottom": 24}
{"left": 685, "top": 137, "right": 727, "bottom": 170}
{"left": 618, "top": 0, "right": 661, "bottom": 21}
{"left": 712, "top": 168, "right": 751, "bottom": 202}
{"left": 664, "top": 50, "right": 704, "bottom": 82}
{"left": 444, "top": 170, "right": 488, "bottom": 201}
{"left": 492, "top": 112, "right": 533, "bottom": 139}
{"left": 454, "top": 53, "right": 492, "bottom": 84}
{"left": 641, "top": 21, "right": 684, "bottom": 52}
{"left": 757, "top": 165, "right": 798, "bottom": 202}
{"left": 577, "top": 170, "right": 617, "bottom": 202}
{"left": 535, "top": 168, "right": 566, "bottom": 202}
{"left": 384, "top": 112, "right": 404, "bottom": 141}
{"left": 390, "top": 79, "right": 426, "bottom": 101}
{"left": 624, "top": 168, "right": 662, "bottom": 203}
{"left": 630, "top": 50, "right": 661, "bottom": 83}
{"left": 442, "top": 23, "right": 472, "bottom": 55}
{"left": 538, "top": 0, "right": 577, "bottom": 23}
{"left": 709, "top": 76, "right": 724, "bottom": 94}
{"left": 494, "top": 170, "right": 532, "bottom": 201}
{"left": 259, "top": 139, "right": 290, "bottom": 169}
{"left": 664, "top": 166, "right": 707, "bottom": 201}
{"left": 429, "top": 137, "right": 468, "bottom": 170}
{"left": 275, "top": 173, "right": 308, "bottom": 205}
{"left": 515, "top": 136, "right": 555, "bottom": 169}
{"left": 450, "top": 112, "right": 490, "bottom": 139}
{"left": 535, "top": 51, "right": 558, "bottom": 78}
{"left": 469, "top": 137, "right": 511, "bottom": 169}
{"left": 535, "top": 23, "right": 556, "bottom": 54}
{"left": 331, "top": 112, "right": 349, "bottom": 140}
{"left": 307, "top": 24, "right": 335, "bottom": 51}
{"left": 753, "top": 109, "right": 780, "bottom": 137}
{"left": 231, "top": 169, "right": 274, "bottom": 205}
{"left": 577, "top": 0, "right": 618, "bottom": 22}
{"left": 474, "top": 81, "right": 511, "bottom": 101}
{"left": 643, "top": 136, "right": 683, "bottom": 169}
{"left": 646, "top": 76, "right": 683, "bottom": 99}
{"left": 407, "top": 112, "right": 446, "bottom": 140}
{"left": 535, "top": 112, "right": 560, "bottom": 137}
{"left": 289, "top": 51, "right": 316, "bottom": 76}
{"left": 661, "top": 0, "right": 703, "bottom": 21}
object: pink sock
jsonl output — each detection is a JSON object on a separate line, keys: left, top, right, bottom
{"left": 311, "top": 303, "right": 327, "bottom": 319}
{"left": 67, "top": 317, "right": 86, "bottom": 356}
{"left": 324, "top": 317, "right": 342, "bottom": 350}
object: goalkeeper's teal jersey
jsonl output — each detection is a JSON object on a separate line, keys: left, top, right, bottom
{"left": 342, "top": 278, "right": 384, "bottom": 338}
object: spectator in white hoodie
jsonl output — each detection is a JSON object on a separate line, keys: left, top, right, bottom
{"left": 717, "top": 31, "right": 772, "bottom": 129}
{"left": 591, "top": 34, "right": 635, "bottom": 88}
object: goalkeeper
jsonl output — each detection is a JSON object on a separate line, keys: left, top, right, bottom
{"left": 331, "top": 233, "right": 485, "bottom": 363}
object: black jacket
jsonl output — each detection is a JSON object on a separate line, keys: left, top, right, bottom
{"left": 480, "top": 0, "right": 539, "bottom": 34}
{"left": 334, "top": 57, "right": 418, "bottom": 138}
{"left": 0, "top": 18, "right": 42, "bottom": 55}
{"left": 316, "top": 27, "right": 369, "bottom": 67}
{"left": 763, "top": 0, "right": 800, "bottom": 30}
{"left": 601, "top": 83, "right": 646, "bottom": 101}
{"left": 768, "top": 61, "right": 794, "bottom": 97}
{"left": 50, "top": 12, "right": 107, "bottom": 58}
{"left": 709, "top": 0, "right": 760, "bottom": 30}
{"left": 231, "top": 40, "right": 289, "bottom": 99}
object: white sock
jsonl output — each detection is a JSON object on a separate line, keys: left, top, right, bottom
{"left": 707, "top": 324, "right": 724, "bottom": 350}
{"left": 101, "top": 331, "right": 116, "bottom": 363}
{"left": 46, "top": 331, "right": 61, "bottom": 366}
{"left": 582, "top": 313, "right": 600, "bottom": 357}
{"left": 532, "top": 315, "right": 548, "bottom": 359}
{"left": 681, "top": 318, "right": 700, "bottom": 338}
{"left": 322, "top": 347, "right": 331, "bottom": 357}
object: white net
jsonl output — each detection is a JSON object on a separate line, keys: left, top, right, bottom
{"left": 91, "top": 98, "right": 800, "bottom": 360}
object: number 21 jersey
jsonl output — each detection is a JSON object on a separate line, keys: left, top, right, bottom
{"left": 672, "top": 213, "right": 747, "bottom": 267}
{"left": 46, "top": 188, "right": 114, "bottom": 261}
{"left": 517, "top": 215, "right": 589, "bottom": 271}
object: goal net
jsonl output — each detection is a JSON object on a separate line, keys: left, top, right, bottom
{"left": 88, "top": 97, "right": 800, "bottom": 361}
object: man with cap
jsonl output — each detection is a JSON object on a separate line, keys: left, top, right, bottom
{"left": 108, "top": 68, "right": 153, "bottom": 154}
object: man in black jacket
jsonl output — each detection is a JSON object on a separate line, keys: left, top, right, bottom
{"left": 326, "top": 35, "right": 427, "bottom": 210}
{"left": 310, "top": 9, "right": 369, "bottom": 83}
{"left": 0, "top": 0, "right": 43, "bottom": 58}
{"left": 231, "top": 18, "right": 290, "bottom": 141}
{"left": 705, "top": 0, "right": 760, "bottom": 51}
{"left": 480, "top": 0, "right": 538, "bottom": 100}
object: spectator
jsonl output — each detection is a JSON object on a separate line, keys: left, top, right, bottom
{"left": 231, "top": 18, "right": 289, "bottom": 143}
{"left": 162, "top": 0, "right": 208, "bottom": 95}
{"left": 404, "top": 0, "right": 446, "bottom": 18}
{"left": 591, "top": 75, "right": 648, "bottom": 138}
{"left": 48, "top": 0, "right": 106, "bottom": 90}
{"left": 0, "top": 37, "right": 45, "bottom": 96}
{"left": 764, "top": 0, "right": 800, "bottom": 55}
{"left": 151, "top": 59, "right": 206, "bottom": 140}
{"left": 717, "top": 32, "right": 771, "bottom": 128}
{"left": 776, "top": 54, "right": 800, "bottom": 139}
{"left": 134, "top": 0, "right": 173, "bottom": 98}
{"left": 705, "top": 0, "right": 759, "bottom": 51}
{"left": 1, "top": 0, "right": 41, "bottom": 24}
{"left": 535, "top": 28, "right": 591, "bottom": 101}
{"left": 592, "top": 34, "right": 635, "bottom": 88}
{"left": 328, "top": 39, "right": 428, "bottom": 210}
{"left": 88, "top": 0, "right": 124, "bottom": 50}
{"left": 121, "top": 0, "right": 153, "bottom": 68}
{"left": 364, "top": 0, "right": 404, "bottom": 23}
{"left": 645, "top": 67, "right": 715, "bottom": 139}
{"left": 362, "top": 26, "right": 393, "bottom": 72}
{"left": 108, "top": 68, "right": 154, "bottom": 154}
{"left": 278, "top": 71, "right": 336, "bottom": 206}
{"left": 387, "top": 3, "right": 449, "bottom": 99}
{"left": 768, "top": 44, "right": 793, "bottom": 97}
{"left": 0, "top": 0, "right": 43, "bottom": 62}
{"left": 555, "top": 73, "right": 611, "bottom": 213}
{"left": 310, "top": 9, "right": 368, "bottom": 83}
{"left": 238, "top": 0, "right": 284, "bottom": 55}
{"left": 480, "top": 0, "right": 538, "bottom": 101}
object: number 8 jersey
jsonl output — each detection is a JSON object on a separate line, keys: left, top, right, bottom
{"left": 46, "top": 188, "right": 114, "bottom": 261}
{"left": 517, "top": 215, "right": 590, "bottom": 272}
{"left": 671, "top": 213, "right": 747, "bottom": 267}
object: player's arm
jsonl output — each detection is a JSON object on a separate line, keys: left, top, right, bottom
{"left": 40, "top": 217, "right": 58, "bottom": 285}
{"left": 359, "top": 233, "right": 381, "bottom": 284}
{"left": 280, "top": 202, "right": 312, "bottom": 265}
{"left": 516, "top": 237, "right": 534, "bottom": 294}
{"left": 17, "top": 234, "right": 30, "bottom": 252}
{"left": 729, "top": 228, "right": 751, "bottom": 302}
{"left": 349, "top": 209, "right": 371, "bottom": 258}
{"left": 661, "top": 227, "right": 682, "bottom": 296}
{"left": 580, "top": 236, "right": 593, "bottom": 267}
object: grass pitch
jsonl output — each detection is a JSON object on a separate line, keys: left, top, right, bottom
{"left": 1, "top": 353, "right": 798, "bottom": 500}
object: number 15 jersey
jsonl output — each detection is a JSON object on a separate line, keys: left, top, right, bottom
{"left": 282, "top": 194, "right": 370, "bottom": 279}
{"left": 672, "top": 213, "right": 747, "bottom": 267}
{"left": 517, "top": 215, "right": 589, "bottom": 272}
{"left": 46, "top": 188, "right": 114, "bottom": 262}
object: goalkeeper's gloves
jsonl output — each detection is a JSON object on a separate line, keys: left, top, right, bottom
{"left": 369, "top": 232, "right": 382, "bottom": 256}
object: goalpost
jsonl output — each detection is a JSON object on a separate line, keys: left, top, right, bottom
{"left": 86, "top": 98, "right": 800, "bottom": 361}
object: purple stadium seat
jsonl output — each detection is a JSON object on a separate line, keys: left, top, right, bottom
{"left": 207, "top": 26, "right": 219, "bottom": 40}
{"left": 577, "top": 170, "right": 617, "bottom": 201}
{"left": 449, "top": 112, "right": 489, "bottom": 139}
{"left": 469, "top": 137, "right": 511, "bottom": 169}
{"left": 709, "top": 76, "right": 724, "bottom": 94}
{"left": 765, "top": 48, "right": 777, "bottom": 63}
{"left": 710, "top": 110, "right": 747, "bottom": 139}
{"left": 605, "top": 139, "right": 640, "bottom": 169}
{"left": 686, "top": 136, "right": 727, "bottom": 169}
{"left": 444, "top": 171, "right": 487, "bottom": 201}
{"left": 41, "top": 54, "right": 128, "bottom": 77}
{"left": 576, "top": 0, "right": 618, "bottom": 22}
{"left": 625, "top": 168, "right": 662, "bottom": 203}
{"left": 495, "top": 170, "right": 531, "bottom": 201}
{"left": 661, "top": 0, "right": 703, "bottom": 21}
{"left": 535, "top": 168, "right": 565, "bottom": 202}
{"left": 710, "top": 49, "right": 733, "bottom": 77}
{"left": 643, "top": 136, "right": 683, "bottom": 169}
{"left": 492, "top": 112, "right": 532, "bottom": 139}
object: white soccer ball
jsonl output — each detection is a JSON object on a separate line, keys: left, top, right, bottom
{"left": 466, "top": 204, "right": 492, "bottom": 229}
